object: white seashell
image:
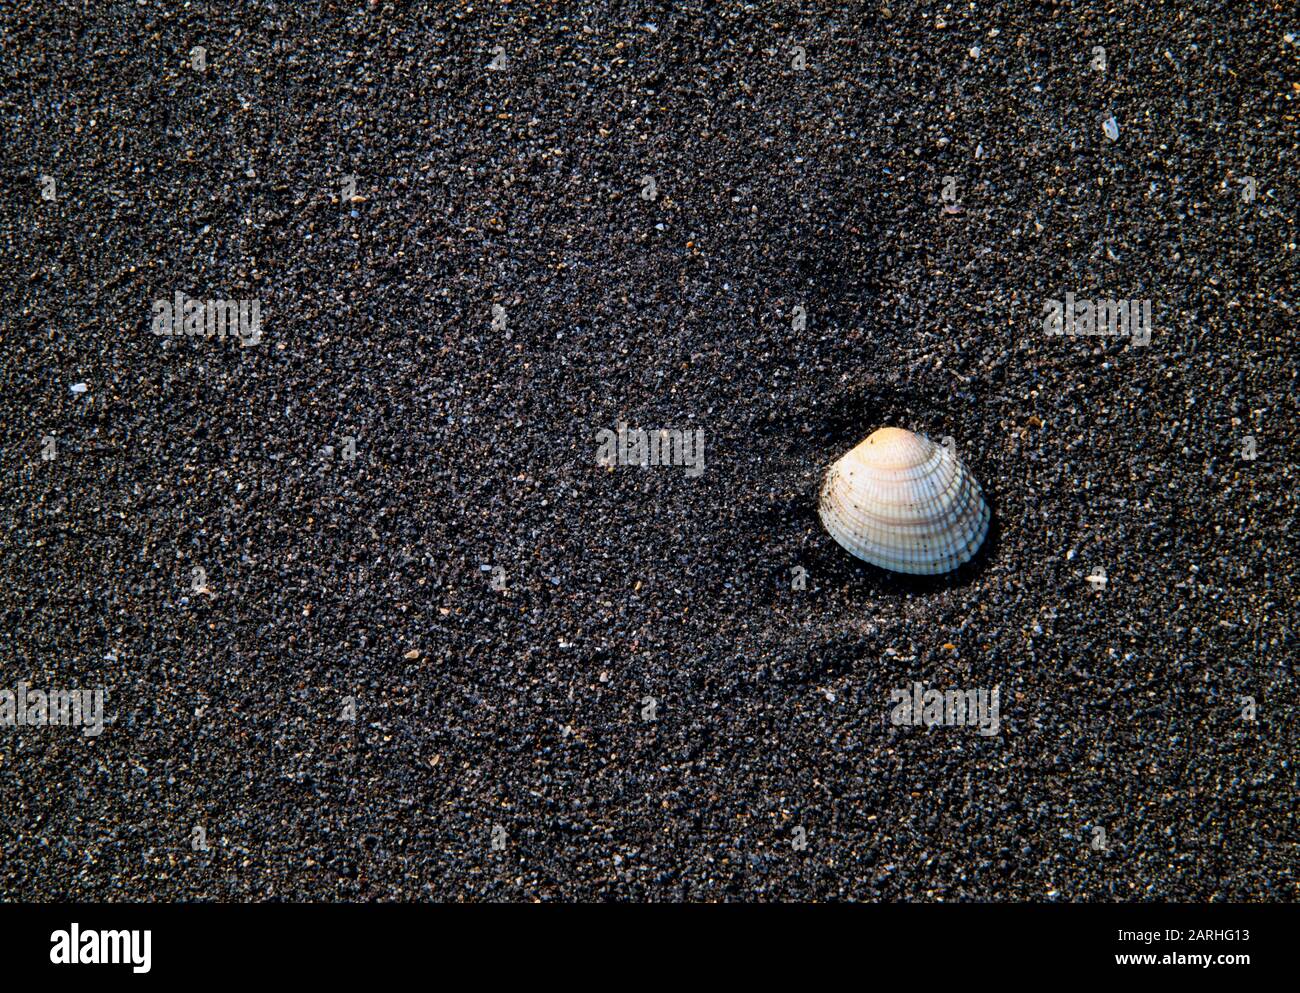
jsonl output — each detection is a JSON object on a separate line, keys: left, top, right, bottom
{"left": 818, "top": 427, "right": 990, "bottom": 575}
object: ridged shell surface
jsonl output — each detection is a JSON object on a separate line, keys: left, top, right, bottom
{"left": 818, "top": 427, "right": 990, "bottom": 575}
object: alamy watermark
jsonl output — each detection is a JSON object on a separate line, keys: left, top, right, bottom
{"left": 1, "top": 681, "right": 105, "bottom": 737}
{"left": 595, "top": 423, "right": 705, "bottom": 477}
{"left": 889, "top": 682, "right": 1000, "bottom": 736}
{"left": 50, "top": 924, "right": 150, "bottom": 973}
{"left": 1043, "top": 293, "right": 1151, "bottom": 345}
{"left": 152, "top": 291, "right": 262, "bottom": 345}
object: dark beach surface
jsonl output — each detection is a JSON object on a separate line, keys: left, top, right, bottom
{"left": 1, "top": 2, "right": 1295, "bottom": 900}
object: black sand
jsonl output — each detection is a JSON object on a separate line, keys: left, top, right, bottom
{"left": 1, "top": 2, "right": 1295, "bottom": 900}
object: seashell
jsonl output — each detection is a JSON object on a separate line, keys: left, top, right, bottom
{"left": 818, "top": 427, "right": 990, "bottom": 575}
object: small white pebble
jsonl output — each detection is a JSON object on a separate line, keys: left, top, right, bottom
{"left": 70, "top": 382, "right": 87, "bottom": 394}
